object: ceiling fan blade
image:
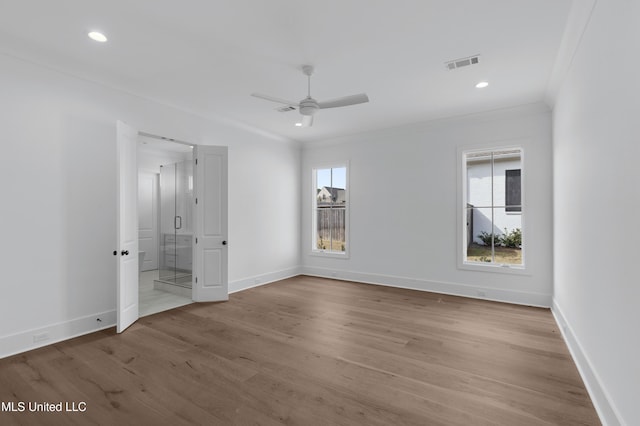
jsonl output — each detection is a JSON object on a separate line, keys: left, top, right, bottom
{"left": 251, "top": 93, "right": 299, "bottom": 107}
{"left": 301, "top": 115, "right": 314, "bottom": 127}
{"left": 318, "top": 93, "right": 369, "bottom": 109}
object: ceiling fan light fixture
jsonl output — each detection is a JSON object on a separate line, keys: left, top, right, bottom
{"left": 475, "top": 81, "right": 489, "bottom": 89}
{"left": 251, "top": 65, "right": 369, "bottom": 128}
{"left": 88, "top": 31, "right": 107, "bottom": 42}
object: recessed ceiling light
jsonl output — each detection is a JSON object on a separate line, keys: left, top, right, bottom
{"left": 475, "top": 81, "right": 489, "bottom": 89}
{"left": 295, "top": 122, "right": 302, "bottom": 127}
{"left": 88, "top": 31, "right": 107, "bottom": 43}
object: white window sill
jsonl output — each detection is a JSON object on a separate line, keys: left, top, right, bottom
{"left": 458, "top": 261, "right": 529, "bottom": 276}
{"left": 310, "top": 250, "right": 350, "bottom": 259}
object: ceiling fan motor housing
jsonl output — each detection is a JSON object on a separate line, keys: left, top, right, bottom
{"left": 299, "top": 98, "right": 319, "bottom": 116}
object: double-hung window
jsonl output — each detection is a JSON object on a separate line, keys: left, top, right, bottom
{"left": 462, "top": 147, "right": 524, "bottom": 269}
{"left": 312, "top": 165, "right": 348, "bottom": 256}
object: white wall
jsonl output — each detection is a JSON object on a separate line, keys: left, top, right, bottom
{"left": 0, "top": 53, "right": 301, "bottom": 357}
{"left": 552, "top": 0, "right": 640, "bottom": 424}
{"left": 302, "top": 104, "right": 553, "bottom": 306}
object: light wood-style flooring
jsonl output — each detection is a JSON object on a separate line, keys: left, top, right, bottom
{"left": 0, "top": 276, "right": 599, "bottom": 425}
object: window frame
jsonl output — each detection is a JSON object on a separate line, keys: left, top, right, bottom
{"left": 310, "top": 162, "right": 350, "bottom": 259}
{"left": 457, "top": 144, "right": 528, "bottom": 274}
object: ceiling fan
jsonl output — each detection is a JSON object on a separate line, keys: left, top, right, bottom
{"left": 251, "top": 65, "right": 369, "bottom": 127}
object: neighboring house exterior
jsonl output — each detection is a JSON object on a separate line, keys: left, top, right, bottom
{"left": 467, "top": 156, "right": 521, "bottom": 245}
{"left": 316, "top": 186, "right": 346, "bottom": 207}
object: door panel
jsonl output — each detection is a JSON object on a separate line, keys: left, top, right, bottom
{"left": 193, "top": 145, "right": 228, "bottom": 302}
{"left": 138, "top": 172, "right": 158, "bottom": 271}
{"left": 116, "top": 121, "right": 139, "bottom": 333}
{"left": 203, "top": 249, "right": 223, "bottom": 287}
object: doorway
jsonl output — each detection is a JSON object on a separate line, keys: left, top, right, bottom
{"left": 117, "top": 121, "right": 229, "bottom": 333}
{"left": 138, "top": 133, "right": 194, "bottom": 316}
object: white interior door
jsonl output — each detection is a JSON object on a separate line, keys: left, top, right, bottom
{"left": 116, "top": 121, "right": 139, "bottom": 332}
{"left": 138, "top": 172, "right": 158, "bottom": 271}
{"left": 193, "top": 145, "right": 228, "bottom": 302}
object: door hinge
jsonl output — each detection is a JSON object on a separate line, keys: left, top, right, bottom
{"left": 195, "top": 277, "right": 198, "bottom": 284}
{"left": 195, "top": 237, "right": 198, "bottom": 244}
{"left": 195, "top": 198, "right": 198, "bottom": 205}
{"left": 195, "top": 158, "right": 198, "bottom": 165}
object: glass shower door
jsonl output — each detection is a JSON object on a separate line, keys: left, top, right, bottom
{"left": 159, "top": 163, "right": 177, "bottom": 284}
{"left": 158, "top": 160, "right": 193, "bottom": 287}
{"left": 173, "top": 159, "right": 193, "bottom": 286}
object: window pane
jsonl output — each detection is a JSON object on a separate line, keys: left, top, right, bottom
{"left": 330, "top": 206, "right": 346, "bottom": 252}
{"left": 316, "top": 208, "right": 330, "bottom": 249}
{"left": 466, "top": 154, "right": 493, "bottom": 208}
{"left": 331, "top": 167, "right": 346, "bottom": 203}
{"left": 316, "top": 206, "right": 346, "bottom": 252}
{"left": 316, "top": 168, "right": 332, "bottom": 207}
{"left": 492, "top": 150, "right": 521, "bottom": 209}
{"left": 330, "top": 167, "right": 346, "bottom": 252}
{"left": 495, "top": 207, "right": 522, "bottom": 265}
{"left": 466, "top": 207, "right": 495, "bottom": 263}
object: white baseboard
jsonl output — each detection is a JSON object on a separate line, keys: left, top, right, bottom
{"left": 301, "top": 266, "right": 552, "bottom": 307}
{"left": 551, "top": 300, "right": 621, "bottom": 426}
{"left": 229, "top": 266, "right": 303, "bottom": 294}
{"left": 0, "top": 310, "right": 116, "bottom": 360}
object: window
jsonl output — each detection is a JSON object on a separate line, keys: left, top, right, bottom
{"left": 505, "top": 169, "right": 521, "bottom": 212}
{"left": 312, "top": 165, "right": 348, "bottom": 256}
{"left": 462, "top": 148, "right": 523, "bottom": 268}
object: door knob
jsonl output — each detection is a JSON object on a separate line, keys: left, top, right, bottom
{"left": 121, "top": 250, "right": 129, "bottom": 256}
{"left": 222, "top": 241, "right": 227, "bottom": 246}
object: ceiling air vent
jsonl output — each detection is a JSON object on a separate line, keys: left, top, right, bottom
{"left": 276, "top": 105, "right": 296, "bottom": 112}
{"left": 445, "top": 55, "right": 480, "bottom": 71}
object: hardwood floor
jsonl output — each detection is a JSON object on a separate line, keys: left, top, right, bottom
{"left": 0, "top": 276, "right": 599, "bottom": 425}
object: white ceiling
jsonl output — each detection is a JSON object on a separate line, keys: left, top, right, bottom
{"left": 0, "top": 0, "right": 573, "bottom": 143}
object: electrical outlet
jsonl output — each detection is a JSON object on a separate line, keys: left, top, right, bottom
{"left": 33, "top": 332, "right": 49, "bottom": 343}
